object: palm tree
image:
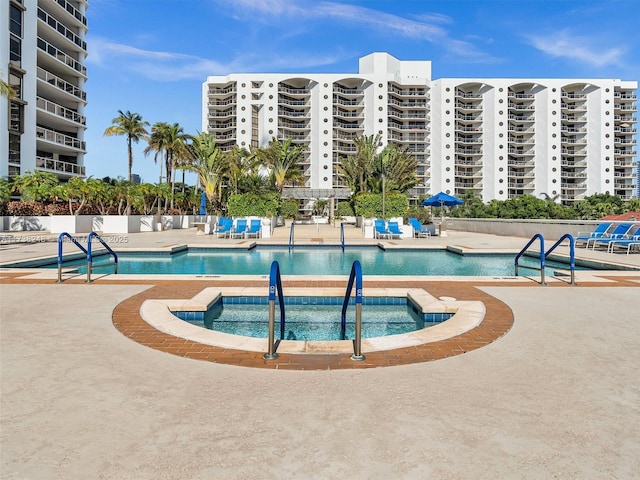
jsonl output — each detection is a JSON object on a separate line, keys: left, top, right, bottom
{"left": 1, "top": 79, "right": 15, "bottom": 99}
{"left": 144, "top": 121, "right": 172, "bottom": 184}
{"left": 103, "top": 110, "right": 149, "bottom": 182}
{"left": 186, "top": 132, "right": 226, "bottom": 211}
{"left": 379, "top": 144, "right": 418, "bottom": 193}
{"left": 254, "top": 138, "right": 306, "bottom": 193}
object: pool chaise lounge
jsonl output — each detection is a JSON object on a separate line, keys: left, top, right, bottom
{"left": 244, "top": 219, "right": 261, "bottom": 239}
{"left": 213, "top": 218, "right": 233, "bottom": 238}
{"left": 388, "top": 221, "right": 403, "bottom": 239}
{"left": 606, "top": 233, "right": 640, "bottom": 254}
{"left": 409, "top": 218, "right": 433, "bottom": 238}
{"left": 229, "top": 219, "right": 248, "bottom": 239}
{"left": 589, "top": 223, "right": 635, "bottom": 250}
{"left": 374, "top": 220, "right": 391, "bottom": 239}
{"left": 575, "top": 222, "right": 613, "bottom": 247}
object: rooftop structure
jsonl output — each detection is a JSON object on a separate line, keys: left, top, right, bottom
{"left": 203, "top": 52, "right": 638, "bottom": 207}
{"left": 1, "top": 0, "right": 88, "bottom": 181}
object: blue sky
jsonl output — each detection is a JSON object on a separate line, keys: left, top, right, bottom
{"left": 85, "top": 0, "right": 639, "bottom": 184}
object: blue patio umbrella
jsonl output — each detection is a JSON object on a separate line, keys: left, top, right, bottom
{"left": 199, "top": 192, "right": 207, "bottom": 215}
{"left": 421, "top": 192, "right": 463, "bottom": 222}
{"left": 421, "top": 191, "right": 463, "bottom": 207}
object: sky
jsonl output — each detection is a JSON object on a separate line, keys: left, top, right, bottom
{"left": 84, "top": 0, "right": 640, "bottom": 184}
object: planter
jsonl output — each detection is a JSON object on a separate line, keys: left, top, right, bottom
{"left": 92, "top": 215, "right": 104, "bottom": 232}
{"left": 161, "top": 215, "right": 190, "bottom": 230}
{"left": 8, "top": 216, "right": 50, "bottom": 231}
{"left": 50, "top": 215, "right": 93, "bottom": 234}
{"left": 139, "top": 215, "right": 159, "bottom": 232}
{"left": 102, "top": 215, "right": 140, "bottom": 234}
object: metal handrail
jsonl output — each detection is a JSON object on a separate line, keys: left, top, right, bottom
{"left": 264, "top": 261, "right": 286, "bottom": 360}
{"left": 515, "top": 233, "right": 546, "bottom": 285}
{"left": 340, "top": 222, "right": 345, "bottom": 252}
{"left": 545, "top": 233, "right": 576, "bottom": 285}
{"left": 57, "top": 232, "right": 87, "bottom": 283}
{"left": 87, "top": 232, "right": 118, "bottom": 283}
{"left": 341, "top": 261, "right": 365, "bottom": 361}
{"left": 288, "top": 222, "right": 295, "bottom": 251}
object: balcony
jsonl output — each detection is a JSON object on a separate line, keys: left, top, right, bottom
{"left": 36, "top": 126, "right": 85, "bottom": 151}
{"left": 279, "top": 85, "right": 311, "bottom": 95}
{"left": 36, "top": 96, "right": 85, "bottom": 126}
{"left": 37, "top": 37, "right": 86, "bottom": 77}
{"left": 48, "top": 0, "right": 88, "bottom": 27}
{"left": 208, "top": 85, "right": 236, "bottom": 95}
{"left": 37, "top": 7, "right": 86, "bottom": 52}
{"left": 508, "top": 103, "right": 535, "bottom": 111}
{"left": 36, "top": 155, "right": 85, "bottom": 176}
{"left": 37, "top": 67, "right": 86, "bottom": 103}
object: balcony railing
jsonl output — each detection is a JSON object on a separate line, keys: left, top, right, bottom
{"left": 36, "top": 126, "right": 85, "bottom": 151}
{"left": 36, "top": 96, "right": 85, "bottom": 125}
{"left": 208, "top": 86, "right": 236, "bottom": 95}
{"left": 52, "top": 0, "right": 87, "bottom": 26}
{"left": 37, "top": 37, "right": 86, "bottom": 76}
{"left": 38, "top": 7, "right": 87, "bottom": 51}
{"left": 37, "top": 67, "right": 86, "bottom": 102}
{"left": 36, "top": 156, "right": 85, "bottom": 176}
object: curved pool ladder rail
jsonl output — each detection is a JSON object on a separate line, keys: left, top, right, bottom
{"left": 515, "top": 233, "right": 546, "bottom": 285}
{"left": 87, "top": 232, "right": 118, "bottom": 283}
{"left": 57, "top": 232, "right": 88, "bottom": 283}
{"left": 341, "top": 260, "right": 365, "bottom": 361}
{"left": 545, "top": 233, "right": 576, "bottom": 285}
{"left": 264, "top": 261, "right": 286, "bottom": 360}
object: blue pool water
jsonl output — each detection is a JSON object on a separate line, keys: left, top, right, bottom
{"left": 57, "top": 246, "right": 580, "bottom": 276}
{"left": 174, "top": 297, "right": 453, "bottom": 341}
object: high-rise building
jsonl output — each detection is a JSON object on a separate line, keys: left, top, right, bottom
{"left": 1, "top": 0, "right": 88, "bottom": 182}
{"left": 202, "top": 52, "right": 637, "bottom": 207}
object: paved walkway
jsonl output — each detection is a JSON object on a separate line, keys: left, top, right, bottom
{"left": 1, "top": 225, "right": 639, "bottom": 478}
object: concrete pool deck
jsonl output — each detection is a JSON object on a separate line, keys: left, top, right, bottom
{"left": 1, "top": 225, "right": 639, "bottom": 477}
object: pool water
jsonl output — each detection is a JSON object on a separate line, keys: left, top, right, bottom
{"left": 65, "top": 247, "right": 581, "bottom": 276}
{"left": 175, "top": 299, "right": 452, "bottom": 341}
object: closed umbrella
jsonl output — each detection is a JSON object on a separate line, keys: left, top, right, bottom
{"left": 199, "top": 192, "right": 207, "bottom": 216}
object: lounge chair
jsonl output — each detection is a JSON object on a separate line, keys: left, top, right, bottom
{"left": 245, "top": 219, "right": 261, "bottom": 238}
{"left": 575, "top": 222, "right": 613, "bottom": 247}
{"left": 213, "top": 217, "right": 233, "bottom": 238}
{"left": 374, "top": 219, "right": 390, "bottom": 239}
{"left": 589, "top": 223, "right": 634, "bottom": 250}
{"left": 388, "top": 221, "right": 403, "bottom": 239}
{"left": 409, "top": 218, "right": 430, "bottom": 238}
{"left": 607, "top": 234, "right": 640, "bottom": 254}
{"left": 229, "top": 218, "right": 247, "bottom": 238}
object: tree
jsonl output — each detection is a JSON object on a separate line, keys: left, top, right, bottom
{"left": 144, "top": 121, "right": 172, "bottom": 184}
{"left": 12, "top": 170, "right": 59, "bottom": 202}
{"left": 187, "top": 132, "right": 226, "bottom": 211}
{"left": 103, "top": 110, "right": 149, "bottom": 182}
{"left": 1, "top": 79, "right": 15, "bottom": 99}
{"left": 254, "top": 138, "right": 306, "bottom": 193}
{"left": 376, "top": 144, "right": 418, "bottom": 193}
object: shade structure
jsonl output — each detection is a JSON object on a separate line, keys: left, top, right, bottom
{"left": 421, "top": 192, "right": 463, "bottom": 207}
{"left": 199, "top": 192, "right": 207, "bottom": 215}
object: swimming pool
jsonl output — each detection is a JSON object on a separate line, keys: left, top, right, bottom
{"left": 50, "top": 246, "right": 583, "bottom": 276}
{"left": 174, "top": 297, "right": 452, "bottom": 341}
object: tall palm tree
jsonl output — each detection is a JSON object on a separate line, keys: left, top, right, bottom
{"left": 186, "top": 132, "right": 226, "bottom": 211}
{"left": 103, "top": 110, "right": 149, "bottom": 182}
{"left": 379, "top": 144, "right": 418, "bottom": 193}
{"left": 254, "top": 138, "right": 306, "bottom": 193}
{"left": 144, "top": 121, "right": 172, "bottom": 184}
{"left": 225, "top": 145, "right": 256, "bottom": 195}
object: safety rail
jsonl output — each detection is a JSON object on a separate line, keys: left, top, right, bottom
{"left": 57, "top": 232, "right": 88, "bottom": 283}
{"left": 340, "top": 260, "right": 365, "bottom": 361}
{"left": 545, "top": 233, "right": 576, "bottom": 285}
{"left": 264, "top": 261, "right": 286, "bottom": 360}
{"left": 514, "top": 233, "right": 546, "bottom": 285}
{"left": 288, "top": 222, "right": 295, "bottom": 251}
{"left": 87, "top": 232, "right": 118, "bottom": 283}
{"left": 340, "top": 222, "right": 345, "bottom": 252}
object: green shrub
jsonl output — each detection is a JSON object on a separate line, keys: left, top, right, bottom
{"left": 354, "top": 193, "right": 408, "bottom": 218}
{"left": 336, "top": 201, "right": 355, "bottom": 216}
{"left": 227, "top": 192, "right": 280, "bottom": 217}
{"left": 280, "top": 199, "right": 299, "bottom": 218}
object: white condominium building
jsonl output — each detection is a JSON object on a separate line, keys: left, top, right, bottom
{"left": 203, "top": 52, "right": 637, "bottom": 206}
{"left": 1, "top": 0, "right": 88, "bottom": 181}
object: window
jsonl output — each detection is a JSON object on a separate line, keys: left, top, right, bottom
{"left": 10, "top": 36, "right": 21, "bottom": 67}
{"left": 10, "top": 5, "right": 22, "bottom": 36}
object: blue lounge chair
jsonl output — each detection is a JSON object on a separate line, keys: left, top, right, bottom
{"left": 374, "top": 219, "right": 390, "bottom": 239}
{"left": 229, "top": 218, "right": 247, "bottom": 238}
{"left": 575, "top": 222, "right": 613, "bottom": 247}
{"left": 607, "top": 233, "right": 640, "bottom": 254}
{"left": 589, "top": 223, "right": 634, "bottom": 250}
{"left": 388, "top": 221, "right": 403, "bottom": 239}
{"left": 245, "top": 219, "right": 261, "bottom": 238}
{"left": 213, "top": 217, "right": 233, "bottom": 238}
{"left": 409, "top": 218, "right": 430, "bottom": 238}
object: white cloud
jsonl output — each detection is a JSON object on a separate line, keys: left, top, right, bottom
{"left": 526, "top": 30, "right": 625, "bottom": 68}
